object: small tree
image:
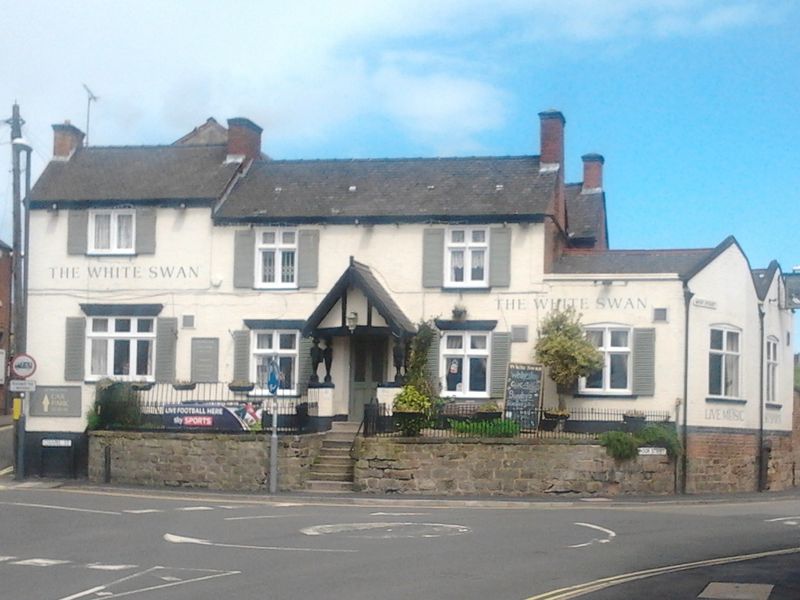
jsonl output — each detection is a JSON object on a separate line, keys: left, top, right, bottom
{"left": 534, "top": 307, "right": 603, "bottom": 410}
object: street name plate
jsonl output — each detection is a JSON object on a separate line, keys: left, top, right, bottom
{"left": 9, "top": 379, "right": 36, "bottom": 392}
{"left": 42, "top": 439, "right": 72, "bottom": 448}
{"left": 30, "top": 386, "right": 82, "bottom": 417}
{"left": 638, "top": 447, "right": 667, "bottom": 455}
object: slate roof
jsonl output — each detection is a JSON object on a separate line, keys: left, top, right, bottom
{"left": 751, "top": 261, "right": 780, "bottom": 301}
{"left": 216, "top": 156, "right": 557, "bottom": 223}
{"left": 28, "top": 144, "right": 240, "bottom": 206}
{"left": 785, "top": 273, "right": 800, "bottom": 309}
{"left": 565, "top": 183, "right": 605, "bottom": 239}
{"left": 553, "top": 248, "right": 718, "bottom": 278}
{"left": 173, "top": 117, "right": 229, "bottom": 146}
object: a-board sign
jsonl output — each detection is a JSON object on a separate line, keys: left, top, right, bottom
{"left": 504, "top": 363, "right": 543, "bottom": 429}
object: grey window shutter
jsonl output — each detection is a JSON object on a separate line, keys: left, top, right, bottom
{"left": 296, "top": 336, "right": 312, "bottom": 395}
{"left": 232, "top": 329, "right": 251, "bottom": 382}
{"left": 155, "top": 317, "right": 178, "bottom": 383}
{"left": 489, "top": 227, "right": 511, "bottom": 287}
{"left": 631, "top": 328, "right": 656, "bottom": 396}
{"left": 135, "top": 207, "right": 157, "bottom": 254}
{"left": 64, "top": 317, "right": 86, "bottom": 381}
{"left": 422, "top": 229, "right": 445, "bottom": 288}
{"left": 233, "top": 229, "right": 255, "bottom": 289}
{"left": 191, "top": 337, "right": 219, "bottom": 383}
{"left": 67, "top": 210, "right": 88, "bottom": 255}
{"left": 297, "top": 230, "right": 319, "bottom": 288}
{"left": 425, "top": 330, "right": 441, "bottom": 394}
{"left": 490, "top": 331, "right": 511, "bottom": 398}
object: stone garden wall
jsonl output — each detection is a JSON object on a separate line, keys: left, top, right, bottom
{"left": 354, "top": 438, "right": 675, "bottom": 496}
{"left": 89, "top": 430, "right": 323, "bottom": 492}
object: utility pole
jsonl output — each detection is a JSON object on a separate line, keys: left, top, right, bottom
{"left": 6, "top": 103, "right": 31, "bottom": 479}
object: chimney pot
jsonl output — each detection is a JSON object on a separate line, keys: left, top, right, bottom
{"left": 226, "top": 117, "right": 263, "bottom": 162}
{"left": 52, "top": 122, "right": 85, "bottom": 159}
{"left": 538, "top": 110, "right": 565, "bottom": 171}
{"left": 581, "top": 153, "right": 604, "bottom": 192}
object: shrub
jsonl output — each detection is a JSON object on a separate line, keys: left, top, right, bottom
{"left": 600, "top": 424, "right": 682, "bottom": 460}
{"left": 93, "top": 379, "right": 142, "bottom": 429}
{"left": 393, "top": 385, "right": 431, "bottom": 436}
{"left": 599, "top": 431, "right": 639, "bottom": 460}
{"left": 449, "top": 418, "right": 520, "bottom": 438}
{"left": 476, "top": 401, "right": 500, "bottom": 413}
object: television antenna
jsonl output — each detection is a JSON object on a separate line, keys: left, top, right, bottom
{"left": 82, "top": 83, "right": 99, "bottom": 146}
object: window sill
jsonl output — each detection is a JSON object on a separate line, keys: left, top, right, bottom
{"left": 253, "top": 286, "right": 299, "bottom": 292}
{"left": 765, "top": 403, "right": 783, "bottom": 410}
{"left": 441, "top": 286, "right": 491, "bottom": 293}
{"left": 575, "top": 393, "right": 638, "bottom": 400}
{"left": 86, "top": 251, "right": 136, "bottom": 257}
{"left": 705, "top": 397, "right": 747, "bottom": 405}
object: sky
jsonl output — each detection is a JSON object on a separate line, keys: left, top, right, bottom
{"left": 1, "top": 0, "right": 798, "bottom": 276}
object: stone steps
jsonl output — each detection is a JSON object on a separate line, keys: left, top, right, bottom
{"left": 305, "top": 423, "right": 358, "bottom": 493}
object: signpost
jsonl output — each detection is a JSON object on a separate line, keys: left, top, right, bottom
{"left": 267, "top": 357, "right": 280, "bottom": 494}
{"left": 9, "top": 353, "right": 35, "bottom": 481}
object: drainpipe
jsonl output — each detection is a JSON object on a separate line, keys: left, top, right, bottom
{"left": 757, "top": 302, "right": 765, "bottom": 491}
{"left": 681, "top": 284, "right": 694, "bottom": 494}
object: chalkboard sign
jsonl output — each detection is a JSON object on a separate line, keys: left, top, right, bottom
{"left": 504, "top": 363, "right": 543, "bottom": 429}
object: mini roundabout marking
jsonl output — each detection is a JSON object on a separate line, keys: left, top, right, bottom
{"left": 300, "top": 522, "right": 472, "bottom": 539}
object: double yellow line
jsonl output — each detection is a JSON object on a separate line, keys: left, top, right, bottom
{"left": 526, "top": 546, "right": 800, "bottom": 599}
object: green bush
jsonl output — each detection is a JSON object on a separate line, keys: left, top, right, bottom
{"left": 450, "top": 418, "right": 520, "bottom": 437}
{"left": 599, "top": 431, "right": 639, "bottom": 460}
{"left": 393, "top": 385, "right": 432, "bottom": 436}
{"left": 93, "top": 379, "right": 142, "bottom": 429}
{"left": 600, "top": 424, "right": 682, "bottom": 460}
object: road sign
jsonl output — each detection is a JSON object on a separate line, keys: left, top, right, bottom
{"left": 11, "top": 353, "right": 36, "bottom": 379}
{"left": 9, "top": 379, "right": 36, "bottom": 392}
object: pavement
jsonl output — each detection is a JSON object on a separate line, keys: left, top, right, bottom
{"left": 0, "top": 414, "right": 12, "bottom": 471}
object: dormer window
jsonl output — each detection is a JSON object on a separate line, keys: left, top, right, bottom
{"left": 89, "top": 208, "right": 135, "bottom": 255}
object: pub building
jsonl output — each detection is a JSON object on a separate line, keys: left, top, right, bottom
{"left": 21, "top": 111, "right": 795, "bottom": 492}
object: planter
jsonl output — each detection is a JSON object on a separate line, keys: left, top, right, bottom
{"left": 172, "top": 382, "right": 196, "bottom": 391}
{"left": 474, "top": 411, "right": 502, "bottom": 422}
{"left": 131, "top": 382, "right": 154, "bottom": 391}
{"left": 228, "top": 383, "right": 255, "bottom": 393}
{"left": 540, "top": 414, "right": 569, "bottom": 432}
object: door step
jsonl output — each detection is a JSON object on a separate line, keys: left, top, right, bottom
{"left": 305, "top": 479, "right": 355, "bottom": 493}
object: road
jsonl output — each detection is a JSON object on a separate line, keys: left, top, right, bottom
{"left": 0, "top": 481, "right": 799, "bottom": 599}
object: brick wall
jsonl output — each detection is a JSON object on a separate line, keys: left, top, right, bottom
{"left": 686, "top": 430, "right": 795, "bottom": 493}
{"left": 355, "top": 438, "right": 675, "bottom": 496}
{"left": 89, "top": 431, "right": 323, "bottom": 492}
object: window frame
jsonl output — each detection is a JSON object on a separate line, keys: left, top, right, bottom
{"left": 444, "top": 226, "right": 490, "bottom": 288}
{"left": 251, "top": 329, "right": 299, "bottom": 396}
{"left": 88, "top": 208, "right": 136, "bottom": 255}
{"left": 440, "top": 330, "right": 491, "bottom": 398}
{"left": 254, "top": 228, "right": 298, "bottom": 289}
{"left": 580, "top": 324, "right": 632, "bottom": 395}
{"left": 708, "top": 325, "right": 741, "bottom": 399}
{"left": 85, "top": 316, "right": 155, "bottom": 382}
{"left": 766, "top": 335, "right": 779, "bottom": 404}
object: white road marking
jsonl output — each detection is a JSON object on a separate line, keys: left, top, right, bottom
{"left": 370, "top": 512, "right": 430, "bottom": 516}
{"left": 12, "top": 558, "right": 71, "bottom": 566}
{"left": 525, "top": 546, "right": 800, "bottom": 600}
{"left": 57, "top": 585, "right": 107, "bottom": 600}
{"left": 217, "top": 505, "right": 240, "bottom": 509}
{"left": 224, "top": 514, "right": 296, "bottom": 521}
{"left": 765, "top": 516, "right": 800, "bottom": 523}
{"left": 85, "top": 563, "right": 138, "bottom": 571}
{"left": 176, "top": 506, "right": 215, "bottom": 511}
{"left": 0, "top": 466, "right": 13, "bottom": 476}
{"left": 301, "top": 522, "right": 471, "bottom": 539}
{"left": 0, "top": 556, "right": 17, "bottom": 562}
{"left": 160, "top": 575, "right": 182, "bottom": 581}
{"left": 164, "top": 532, "right": 357, "bottom": 553}
{"left": 123, "top": 509, "right": 163, "bottom": 514}
{"left": 0, "top": 501, "right": 121, "bottom": 515}
{"left": 568, "top": 522, "right": 617, "bottom": 548}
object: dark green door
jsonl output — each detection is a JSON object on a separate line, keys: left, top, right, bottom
{"left": 350, "top": 336, "right": 386, "bottom": 422}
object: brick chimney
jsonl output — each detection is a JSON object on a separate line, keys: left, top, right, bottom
{"left": 538, "top": 110, "right": 565, "bottom": 172}
{"left": 52, "top": 121, "right": 85, "bottom": 160}
{"left": 581, "top": 153, "right": 604, "bottom": 193}
{"left": 226, "top": 117, "right": 262, "bottom": 163}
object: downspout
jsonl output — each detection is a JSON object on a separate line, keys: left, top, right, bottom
{"left": 681, "top": 283, "right": 694, "bottom": 494}
{"left": 757, "top": 302, "right": 765, "bottom": 491}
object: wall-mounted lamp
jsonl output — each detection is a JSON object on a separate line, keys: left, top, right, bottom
{"left": 346, "top": 311, "right": 358, "bottom": 333}
{"left": 48, "top": 203, "right": 59, "bottom": 213}
{"left": 178, "top": 202, "right": 187, "bottom": 210}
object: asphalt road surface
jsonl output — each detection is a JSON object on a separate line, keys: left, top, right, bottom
{"left": 0, "top": 481, "right": 799, "bottom": 599}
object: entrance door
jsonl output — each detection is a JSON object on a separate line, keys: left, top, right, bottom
{"left": 349, "top": 336, "right": 386, "bottom": 422}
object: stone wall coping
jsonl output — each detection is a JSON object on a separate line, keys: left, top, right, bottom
{"left": 367, "top": 436, "right": 598, "bottom": 447}
{"left": 89, "top": 430, "right": 327, "bottom": 443}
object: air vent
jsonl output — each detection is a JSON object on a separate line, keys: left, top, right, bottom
{"left": 182, "top": 314, "right": 196, "bottom": 329}
{"left": 510, "top": 325, "right": 528, "bottom": 343}
{"left": 653, "top": 308, "right": 668, "bottom": 322}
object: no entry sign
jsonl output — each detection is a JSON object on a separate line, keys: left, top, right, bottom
{"left": 11, "top": 353, "right": 37, "bottom": 379}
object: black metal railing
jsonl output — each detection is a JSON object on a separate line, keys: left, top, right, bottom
{"left": 362, "top": 402, "right": 672, "bottom": 440}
